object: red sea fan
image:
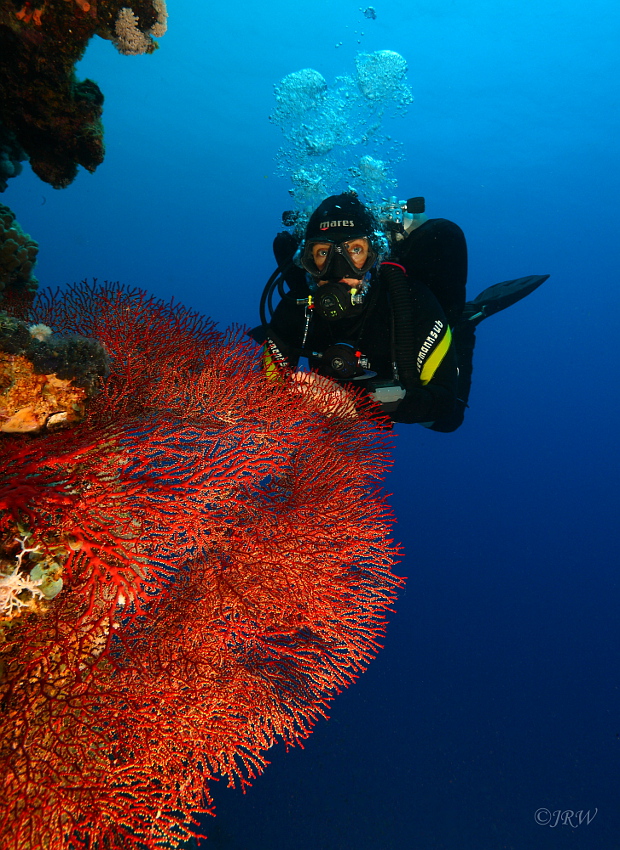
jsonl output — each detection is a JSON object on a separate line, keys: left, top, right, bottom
{"left": 0, "top": 281, "right": 403, "bottom": 850}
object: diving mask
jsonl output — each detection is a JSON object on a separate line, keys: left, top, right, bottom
{"left": 301, "top": 238, "right": 376, "bottom": 282}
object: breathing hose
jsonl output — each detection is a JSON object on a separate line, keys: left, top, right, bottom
{"left": 379, "top": 261, "right": 418, "bottom": 389}
{"left": 259, "top": 260, "right": 295, "bottom": 330}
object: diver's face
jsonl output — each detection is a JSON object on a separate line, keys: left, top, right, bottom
{"left": 312, "top": 238, "right": 370, "bottom": 286}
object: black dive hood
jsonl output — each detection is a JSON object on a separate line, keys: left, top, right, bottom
{"left": 301, "top": 192, "right": 378, "bottom": 282}
{"left": 305, "top": 192, "right": 375, "bottom": 244}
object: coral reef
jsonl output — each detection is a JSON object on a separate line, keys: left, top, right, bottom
{"left": 0, "top": 0, "right": 167, "bottom": 188}
{"left": 0, "top": 204, "right": 38, "bottom": 298}
{"left": 0, "top": 310, "right": 110, "bottom": 387}
{"left": 0, "top": 523, "right": 66, "bottom": 621}
{"left": 0, "top": 282, "right": 402, "bottom": 850}
{"left": 0, "top": 310, "right": 109, "bottom": 432}
{"left": 0, "top": 120, "right": 26, "bottom": 192}
{"left": 113, "top": 0, "right": 167, "bottom": 54}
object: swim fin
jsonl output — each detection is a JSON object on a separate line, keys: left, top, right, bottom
{"left": 461, "top": 274, "right": 549, "bottom": 324}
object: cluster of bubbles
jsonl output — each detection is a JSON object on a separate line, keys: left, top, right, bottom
{"left": 271, "top": 50, "right": 413, "bottom": 212}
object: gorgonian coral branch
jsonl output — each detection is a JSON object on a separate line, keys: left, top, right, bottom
{"left": 1, "top": 281, "right": 403, "bottom": 850}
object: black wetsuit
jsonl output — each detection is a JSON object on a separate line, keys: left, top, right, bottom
{"left": 262, "top": 218, "right": 472, "bottom": 429}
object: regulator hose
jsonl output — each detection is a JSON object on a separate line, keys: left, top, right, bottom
{"left": 379, "top": 261, "right": 418, "bottom": 389}
{"left": 259, "top": 260, "right": 295, "bottom": 330}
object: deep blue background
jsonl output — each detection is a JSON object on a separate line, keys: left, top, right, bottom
{"left": 6, "top": 1, "right": 620, "bottom": 847}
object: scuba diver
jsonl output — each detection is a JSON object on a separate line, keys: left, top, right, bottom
{"left": 253, "top": 191, "right": 548, "bottom": 430}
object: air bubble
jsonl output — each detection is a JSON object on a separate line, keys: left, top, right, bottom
{"left": 272, "top": 69, "right": 327, "bottom": 124}
{"left": 270, "top": 51, "right": 413, "bottom": 213}
{"left": 355, "top": 50, "right": 413, "bottom": 105}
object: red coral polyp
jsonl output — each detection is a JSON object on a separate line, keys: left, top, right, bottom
{"left": 0, "top": 281, "right": 402, "bottom": 850}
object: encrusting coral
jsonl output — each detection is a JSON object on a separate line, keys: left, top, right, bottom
{"left": 0, "top": 310, "right": 110, "bottom": 433}
{"left": 0, "top": 0, "right": 168, "bottom": 189}
{"left": 0, "top": 351, "right": 89, "bottom": 433}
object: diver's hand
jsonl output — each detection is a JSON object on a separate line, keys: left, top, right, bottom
{"left": 289, "top": 371, "right": 358, "bottom": 420}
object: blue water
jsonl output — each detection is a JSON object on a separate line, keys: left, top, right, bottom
{"left": 7, "top": 1, "right": 620, "bottom": 847}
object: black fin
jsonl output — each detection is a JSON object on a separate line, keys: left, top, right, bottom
{"left": 462, "top": 274, "right": 549, "bottom": 323}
